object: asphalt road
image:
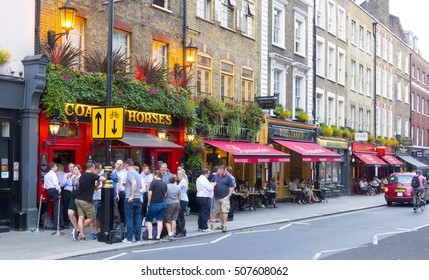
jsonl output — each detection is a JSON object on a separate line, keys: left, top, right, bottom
{"left": 68, "top": 204, "right": 429, "bottom": 260}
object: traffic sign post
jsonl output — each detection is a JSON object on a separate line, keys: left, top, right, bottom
{"left": 91, "top": 106, "right": 125, "bottom": 140}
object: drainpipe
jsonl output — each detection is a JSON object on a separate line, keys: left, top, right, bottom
{"left": 183, "top": 0, "right": 187, "bottom": 69}
{"left": 35, "top": 0, "right": 41, "bottom": 54}
{"left": 372, "top": 20, "right": 377, "bottom": 139}
{"left": 409, "top": 52, "right": 412, "bottom": 141}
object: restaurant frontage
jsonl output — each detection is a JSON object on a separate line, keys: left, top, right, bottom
{"left": 266, "top": 118, "right": 342, "bottom": 197}
{"left": 199, "top": 124, "right": 290, "bottom": 189}
{"left": 38, "top": 103, "right": 185, "bottom": 198}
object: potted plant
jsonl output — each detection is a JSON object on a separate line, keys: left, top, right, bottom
{"left": 0, "top": 48, "right": 11, "bottom": 66}
{"left": 281, "top": 109, "right": 292, "bottom": 119}
{"left": 295, "top": 107, "right": 309, "bottom": 123}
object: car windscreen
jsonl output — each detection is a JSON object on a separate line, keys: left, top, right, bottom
{"left": 389, "top": 175, "right": 413, "bottom": 184}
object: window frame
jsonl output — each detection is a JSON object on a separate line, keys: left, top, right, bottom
{"left": 196, "top": 52, "right": 213, "bottom": 96}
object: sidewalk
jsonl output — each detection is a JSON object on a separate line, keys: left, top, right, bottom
{"left": 0, "top": 194, "right": 386, "bottom": 260}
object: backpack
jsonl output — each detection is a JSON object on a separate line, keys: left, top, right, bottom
{"left": 411, "top": 175, "right": 420, "bottom": 188}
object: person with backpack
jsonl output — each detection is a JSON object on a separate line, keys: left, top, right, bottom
{"left": 411, "top": 170, "right": 426, "bottom": 200}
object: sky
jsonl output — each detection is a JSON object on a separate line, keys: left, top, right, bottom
{"left": 357, "top": 0, "right": 429, "bottom": 60}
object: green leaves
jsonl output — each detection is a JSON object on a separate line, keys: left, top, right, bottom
{"left": 42, "top": 65, "right": 196, "bottom": 127}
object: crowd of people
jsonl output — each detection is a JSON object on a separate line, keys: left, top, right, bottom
{"left": 43, "top": 160, "right": 271, "bottom": 243}
{"left": 288, "top": 178, "right": 323, "bottom": 204}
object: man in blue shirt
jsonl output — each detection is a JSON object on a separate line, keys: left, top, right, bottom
{"left": 212, "top": 165, "right": 234, "bottom": 232}
{"left": 225, "top": 166, "right": 236, "bottom": 221}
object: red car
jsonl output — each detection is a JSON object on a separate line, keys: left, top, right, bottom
{"left": 384, "top": 172, "right": 429, "bottom": 206}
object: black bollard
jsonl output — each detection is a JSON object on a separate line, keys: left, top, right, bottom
{"left": 98, "top": 165, "right": 114, "bottom": 243}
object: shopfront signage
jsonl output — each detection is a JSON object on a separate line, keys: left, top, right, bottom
{"left": 91, "top": 106, "right": 125, "bottom": 139}
{"left": 318, "top": 139, "right": 348, "bottom": 150}
{"left": 352, "top": 142, "right": 374, "bottom": 152}
{"left": 65, "top": 103, "right": 178, "bottom": 129}
{"left": 354, "top": 132, "right": 368, "bottom": 142}
{"left": 269, "top": 125, "right": 313, "bottom": 141}
{"left": 413, "top": 150, "right": 424, "bottom": 158}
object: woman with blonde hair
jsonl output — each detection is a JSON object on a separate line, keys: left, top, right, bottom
{"left": 176, "top": 168, "right": 188, "bottom": 237}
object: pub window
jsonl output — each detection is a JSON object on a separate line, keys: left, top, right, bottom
{"left": 112, "top": 30, "right": 130, "bottom": 72}
{"left": 63, "top": 17, "right": 85, "bottom": 68}
{"left": 221, "top": 60, "right": 234, "bottom": 101}
{"left": 197, "top": 0, "right": 212, "bottom": 20}
{"left": 241, "top": 67, "right": 254, "bottom": 103}
{"left": 153, "top": 0, "right": 168, "bottom": 9}
{"left": 153, "top": 40, "right": 168, "bottom": 66}
{"left": 197, "top": 53, "right": 212, "bottom": 95}
{"left": 220, "top": 0, "right": 235, "bottom": 29}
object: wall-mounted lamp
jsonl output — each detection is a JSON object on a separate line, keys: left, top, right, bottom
{"left": 44, "top": 118, "right": 61, "bottom": 149}
{"left": 185, "top": 128, "right": 195, "bottom": 142}
{"left": 185, "top": 39, "right": 198, "bottom": 66}
{"left": 157, "top": 128, "right": 167, "bottom": 140}
{"left": 47, "top": 0, "right": 77, "bottom": 49}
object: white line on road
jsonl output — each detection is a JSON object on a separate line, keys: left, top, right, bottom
{"left": 235, "top": 229, "right": 278, "bottom": 235}
{"left": 312, "top": 245, "right": 365, "bottom": 260}
{"left": 414, "top": 224, "right": 429, "bottom": 230}
{"left": 132, "top": 243, "right": 208, "bottom": 253}
{"left": 210, "top": 234, "right": 232, "bottom": 244}
{"left": 278, "top": 224, "right": 292, "bottom": 230}
{"left": 103, "top": 252, "right": 127, "bottom": 260}
{"left": 373, "top": 229, "right": 414, "bottom": 245}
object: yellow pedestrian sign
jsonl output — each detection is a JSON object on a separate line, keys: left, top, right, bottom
{"left": 91, "top": 106, "right": 125, "bottom": 139}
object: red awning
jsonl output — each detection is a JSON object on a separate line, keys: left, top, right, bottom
{"left": 273, "top": 140, "right": 342, "bottom": 162}
{"left": 353, "top": 152, "right": 388, "bottom": 166}
{"left": 204, "top": 140, "right": 290, "bottom": 163}
{"left": 381, "top": 154, "right": 404, "bottom": 166}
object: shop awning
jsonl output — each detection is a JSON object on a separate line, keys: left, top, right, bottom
{"left": 353, "top": 152, "right": 388, "bottom": 166}
{"left": 397, "top": 155, "right": 429, "bottom": 169}
{"left": 381, "top": 154, "right": 404, "bottom": 166}
{"left": 119, "top": 132, "right": 182, "bottom": 149}
{"left": 273, "top": 140, "right": 342, "bottom": 162}
{"left": 204, "top": 140, "right": 290, "bottom": 163}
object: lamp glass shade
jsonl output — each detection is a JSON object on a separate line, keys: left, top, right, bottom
{"left": 185, "top": 133, "right": 195, "bottom": 142}
{"left": 48, "top": 120, "right": 61, "bottom": 136}
{"left": 59, "top": 0, "right": 77, "bottom": 33}
{"left": 186, "top": 40, "right": 198, "bottom": 65}
{"left": 157, "top": 129, "right": 167, "bottom": 140}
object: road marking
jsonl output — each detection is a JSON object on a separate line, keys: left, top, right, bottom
{"left": 132, "top": 243, "right": 208, "bottom": 253}
{"left": 373, "top": 229, "right": 414, "bottom": 245}
{"left": 312, "top": 245, "right": 365, "bottom": 260}
{"left": 235, "top": 229, "right": 278, "bottom": 235}
{"left": 278, "top": 224, "right": 292, "bottom": 230}
{"left": 210, "top": 234, "right": 232, "bottom": 244}
{"left": 414, "top": 224, "right": 429, "bottom": 230}
{"left": 103, "top": 252, "right": 127, "bottom": 260}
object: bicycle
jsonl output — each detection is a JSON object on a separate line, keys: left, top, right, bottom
{"left": 412, "top": 188, "right": 426, "bottom": 213}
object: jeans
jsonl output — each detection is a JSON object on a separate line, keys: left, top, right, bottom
{"left": 197, "top": 196, "right": 210, "bottom": 230}
{"left": 176, "top": 200, "right": 188, "bottom": 234}
{"left": 124, "top": 198, "right": 142, "bottom": 242}
{"left": 117, "top": 191, "right": 126, "bottom": 224}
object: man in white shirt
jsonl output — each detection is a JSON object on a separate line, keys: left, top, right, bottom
{"left": 112, "top": 160, "right": 127, "bottom": 225}
{"left": 140, "top": 164, "right": 153, "bottom": 220}
{"left": 44, "top": 162, "right": 64, "bottom": 229}
{"left": 196, "top": 168, "right": 216, "bottom": 232}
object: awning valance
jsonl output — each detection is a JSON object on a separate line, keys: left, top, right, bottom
{"left": 119, "top": 132, "right": 182, "bottom": 149}
{"left": 204, "top": 140, "right": 290, "bottom": 163}
{"left": 381, "top": 154, "right": 404, "bottom": 166}
{"left": 273, "top": 140, "right": 342, "bottom": 162}
{"left": 353, "top": 152, "right": 388, "bottom": 166}
{"left": 397, "top": 155, "right": 429, "bottom": 170}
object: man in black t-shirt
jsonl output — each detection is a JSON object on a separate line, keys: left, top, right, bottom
{"left": 74, "top": 162, "right": 106, "bottom": 242}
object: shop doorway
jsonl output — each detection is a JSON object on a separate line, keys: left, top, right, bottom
{"left": 0, "top": 138, "right": 12, "bottom": 228}
{"left": 52, "top": 150, "right": 76, "bottom": 172}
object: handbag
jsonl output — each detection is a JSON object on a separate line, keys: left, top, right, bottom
{"left": 107, "top": 224, "right": 125, "bottom": 244}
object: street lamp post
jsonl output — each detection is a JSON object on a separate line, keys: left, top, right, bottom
{"left": 98, "top": 0, "right": 115, "bottom": 243}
